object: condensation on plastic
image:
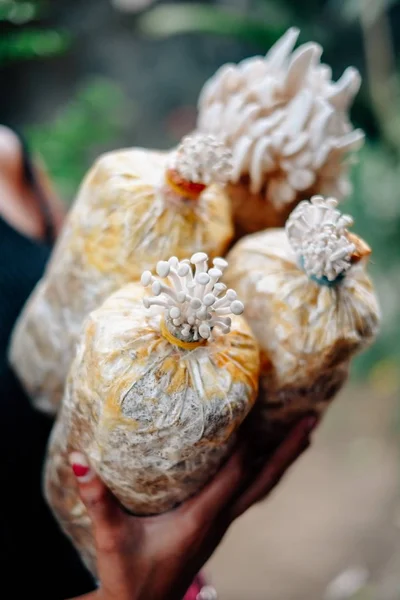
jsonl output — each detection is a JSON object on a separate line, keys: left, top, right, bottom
{"left": 9, "top": 148, "right": 234, "bottom": 415}
{"left": 44, "top": 282, "right": 259, "bottom": 574}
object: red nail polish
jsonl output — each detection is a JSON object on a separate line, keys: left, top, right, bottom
{"left": 304, "top": 415, "right": 319, "bottom": 433}
{"left": 69, "top": 452, "right": 94, "bottom": 482}
{"left": 72, "top": 463, "right": 90, "bottom": 478}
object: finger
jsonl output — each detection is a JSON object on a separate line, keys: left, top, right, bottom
{"left": 69, "top": 452, "right": 124, "bottom": 545}
{"left": 176, "top": 443, "right": 247, "bottom": 525}
{"left": 70, "top": 453, "right": 141, "bottom": 600}
{"left": 230, "top": 416, "right": 317, "bottom": 520}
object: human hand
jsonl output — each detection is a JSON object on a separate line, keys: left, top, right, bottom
{"left": 70, "top": 415, "right": 317, "bottom": 600}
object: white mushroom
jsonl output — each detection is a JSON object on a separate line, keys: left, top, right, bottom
{"left": 169, "top": 133, "right": 233, "bottom": 186}
{"left": 197, "top": 28, "right": 364, "bottom": 208}
{"left": 286, "top": 195, "right": 356, "bottom": 282}
{"left": 142, "top": 253, "right": 244, "bottom": 342}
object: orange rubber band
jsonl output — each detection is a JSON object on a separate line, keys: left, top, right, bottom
{"left": 165, "top": 169, "right": 206, "bottom": 200}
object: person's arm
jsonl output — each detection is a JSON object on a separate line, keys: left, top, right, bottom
{"left": 0, "top": 125, "right": 65, "bottom": 239}
{"left": 32, "top": 153, "right": 65, "bottom": 234}
{"left": 68, "top": 416, "right": 316, "bottom": 600}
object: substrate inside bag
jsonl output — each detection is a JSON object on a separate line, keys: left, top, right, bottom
{"left": 224, "top": 197, "right": 380, "bottom": 448}
{"left": 45, "top": 256, "right": 259, "bottom": 573}
{"left": 10, "top": 137, "right": 234, "bottom": 414}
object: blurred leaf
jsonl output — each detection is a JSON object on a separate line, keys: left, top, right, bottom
{"left": 0, "top": 1, "right": 39, "bottom": 23}
{"left": 0, "top": 29, "right": 70, "bottom": 63}
{"left": 333, "top": 0, "right": 400, "bottom": 24}
{"left": 26, "top": 78, "right": 132, "bottom": 201}
{"left": 111, "top": 0, "right": 158, "bottom": 13}
{"left": 347, "top": 141, "right": 400, "bottom": 378}
{"left": 138, "top": 3, "right": 287, "bottom": 46}
{"left": 239, "top": 0, "right": 294, "bottom": 26}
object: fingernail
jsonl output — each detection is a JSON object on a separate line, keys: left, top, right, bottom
{"left": 304, "top": 415, "right": 319, "bottom": 434}
{"left": 69, "top": 452, "right": 94, "bottom": 483}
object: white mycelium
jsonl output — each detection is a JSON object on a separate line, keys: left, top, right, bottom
{"left": 169, "top": 133, "right": 233, "bottom": 185}
{"left": 141, "top": 253, "right": 244, "bottom": 342}
{"left": 286, "top": 196, "right": 356, "bottom": 282}
{"left": 197, "top": 27, "right": 364, "bottom": 207}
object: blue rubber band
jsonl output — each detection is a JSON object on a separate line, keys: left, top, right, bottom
{"left": 299, "top": 256, "right": 345, "bottom": 287}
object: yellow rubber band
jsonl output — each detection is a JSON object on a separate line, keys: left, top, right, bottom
{"left": 160, "top": 319, "right": 206, "bottom": 350}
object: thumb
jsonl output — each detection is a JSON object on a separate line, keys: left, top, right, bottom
{"left": 69, "top": 452, "right": 124, "bottom": 553}
{"left": 229, "top": 416, "right": 317, "bottom": 520}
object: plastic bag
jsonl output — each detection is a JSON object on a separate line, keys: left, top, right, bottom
{"left": 10, "top": 134, "right": 234, "bottom": 415}
{"left": 197, "top": 28, "right": 364, "bottom": 237}
{"left": 44, "top": 253, "right": 259, "bottom": 573}
{"left": 224, "top": 196, "right": 380, "bottom": 449}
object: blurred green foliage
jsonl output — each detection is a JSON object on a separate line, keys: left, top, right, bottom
{"left": 139, "top": 3, "right": 289, "bottom": 46}
{"left": 0, "top": 1, "right": 129, "bottom": 200}
{"left": 26, "top": 78, "right": 129, "bottom": 200}
{"left": 0, "top": 0, "right": 40, "bottom": 22}
{"left": 0, "top": 29, "right": 69, "bottom": 62}
{"left": 348, "top": 143, "right": 400, "bottom": 382}
{"left": 338, "top": 0, "right": 400, "bottom": 24}
{"left": 0, "top": 1, "right": 70, "bottom": 63}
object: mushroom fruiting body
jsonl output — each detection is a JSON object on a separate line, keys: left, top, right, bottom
{"left": 197, "top": 28, "right": 364, "bottom": 236}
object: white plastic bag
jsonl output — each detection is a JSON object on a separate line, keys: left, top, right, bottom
{"left": 224, "top": 196, "right": 380, "bottom": 448}
{"left": 10, "top": 134, "right": 234, "bottom": 414}
{"left": 44, "top": 253, "right": 259, "bottom": 572}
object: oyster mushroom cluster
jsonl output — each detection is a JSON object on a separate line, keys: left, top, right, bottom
{"left": 197, "top": 27, "right": 364, "bottom": 232}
